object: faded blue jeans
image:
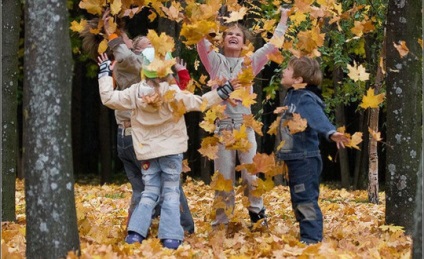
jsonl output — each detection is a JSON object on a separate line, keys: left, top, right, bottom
{"left": 127, "top": 153, "right": 184, "bottom": 241}
{"left": 285, "top": 156, "right": 323, "bottom": 244}
{"left": 117, "top": 128, "right": 194, "bottom": 233}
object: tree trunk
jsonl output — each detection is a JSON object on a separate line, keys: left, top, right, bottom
{"left": 367, "top": 52, "right": 385, "bottom": 204}
{"left": 99, "top": 105, "right": 112, "bottom": 184}
{"left": 23, "top": 0, "right": 80, "bottom": 257}
{"left": 412, "top": 151, "right": 422, "bottom": 258}
{"left": 2, "top": 0, "right": 21, "bottom": 222}
{"left": 333, "top": 66, "right": 350, "bottom": 188}
{"left": 385, "top": 0, "right": 422, "bottom": 235}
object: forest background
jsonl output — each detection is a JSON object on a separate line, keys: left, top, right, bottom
{"left": 1, "top": 0, "right": 422, "bottom": 258}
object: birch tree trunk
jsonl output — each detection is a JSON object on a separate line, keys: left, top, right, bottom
{"left": 23, "top": 0, "right": 80, "bottom": 257}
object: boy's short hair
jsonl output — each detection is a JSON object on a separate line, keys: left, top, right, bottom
{"left": 288, "top": 56, "right": 323, "bottom": 86}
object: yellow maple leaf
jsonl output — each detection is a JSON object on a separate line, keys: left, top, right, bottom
{"left": 267, "top": 50, "right": 284, "bottom": 64}
{"left": 296, "top": 27, "right": 325, "bottom": 54}
{"left": 251, "top": 177, "right": 275, "bottom": 197}
{"left": 359, "top": 88, "right": 385, "bottom": 109}
{"left": 78, "top": 0, "right": 103, "bottom": 15}
{"left": 97, "top": 39, "right": 108, "bottom": 54}
{"left": 252, "top": 153, "right": 276, "bottom": 174}
{"left": 347, "top": 61, "right": 370, "bottom": 82}
{"left": 350, "top": 20, "right": 365, "bottom": 37}
{"left": 393, "top": 41, "right": 409, "bottom": 58}
{"left": 284, "top": 113, "right": 307, "bottom": 134}
{"left": 70, "top": 19, "right": 87, "bottom": 33}
{"left": 162, "top": 89, "right": 176, "bottom": 103}
{"left": 345, "top": 132, "right": 363, "bottom": 150}
{"left": 161, "top": 1, "right": 184, "bottom": 22}
{"left": 267, "top": 116, "right": 282, "bottom": 136}
{"left": 169, "top": 99, "right": 186, "bottom": 122}
{"left": 230, "top": 88, "right": 257, "bottom": 107}
{"left": 236, "top": 66, "right": 255, "bottom": 87}
{"left": 147, "top": 30, "right": 175, "bottom": 58}
{"left": 242, "top": 114, "right": 263, "bottom": 136}
{"left": 210, "top": 171, "right": 233, "bottom": 192}
{"left": 223, "top": 7, "right": 248, "bottom": 23}
{"left": 198, "top": 136, "right": 219, "bottom": 160}
{"left": 180, "top": 20, "right": 220, "bottom": 46}
{"left": 110, "top": 0, "right": 122, "bottom": 15}
{"left": 368, "top": 127, "right": 383, "bottom": 141}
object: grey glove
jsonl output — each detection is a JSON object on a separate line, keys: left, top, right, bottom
{"left": 217, "top": 81, "right": 234, "bottom": 100}
{"left": 98, "top": 60, "right": 112, "bottom": 79}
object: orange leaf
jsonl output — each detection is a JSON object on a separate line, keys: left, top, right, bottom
{"left": 393, "top": 41, "right": 409, "bottom": 58}
{"left": 284, "top": 113, "right": 307, "bottom": 134}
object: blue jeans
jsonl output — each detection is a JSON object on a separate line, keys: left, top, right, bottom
{"left": 117, "top": 128, "right": 194, "bottom": 233}
{"left": 128, "top": 154, "right": 184, "bottom": 241}
{"left": 285, "top": 156, "right": 323, "bottom": 244}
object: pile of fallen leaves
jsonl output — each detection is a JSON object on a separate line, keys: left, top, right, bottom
{"left": 2, "top": 178, "right": 412, "bottom": 258}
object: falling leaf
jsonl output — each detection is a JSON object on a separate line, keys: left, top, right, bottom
{"left": 347, "top": 61, "right": 370, "bottom": 82}
{"left": 368, "top": 127, "right": 382, "bottom": 141}
{"left": 110, "top": 0, "right": 122, "bottom": 15}
{"left": 161, "top": 1, "right": 184, "bottom": 22}
{"left": 243, "top": 114, "right": 263, "bottom": 136}
{"left": 223, "top": 7, "right": 248, "bottom": 23}
{"left": 393, "top": 41, "right": 409, "bottom": 58}
{"left": 267, "top": 116, "right": 282, "bottom": 135}
{"left": 198, "top": 136, "right": 219, "bottom": 159}
{"left": 97, "top": 39, "right": 108, "bottom": 54}
{"left": 210, "top": 171, "right": 234, "bottom": 192}
{"left": 70, "top": 19, "right": 87, "bottom": 33}
{"left": 345, "top": 132, "right": 363, "bottom": 150}
{"left": 284, "top": 113, "right": 307, "bottom": 134}
{"left": 230, "top": 88, "right": 257, "bottom": 107}
{"left": 78, "top": 0, "right": 103, "bottom": 15}
{"left": 359, "top": 88, "right": 385, "bottom": 109}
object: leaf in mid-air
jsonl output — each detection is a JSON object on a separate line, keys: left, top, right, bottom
{"left": 347, "top": 61, "right": 370, "bottom": 82}
{"left": 359, "top": 88, "right": 385, "bottom": 109}
{"left": 210, "top": 171, "right": 234, "bottom": 192}
{"left": 393, "top": 41, "right": 409, "bottom": 58}
{"left": 284, "top": 113, "right": 307, "bottom": 134}
{"left": 70, "top": 19, "right": 87, "bottom": 33}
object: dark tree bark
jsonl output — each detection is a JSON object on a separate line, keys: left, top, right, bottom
{"left": 2, "top": 0, "right": 21, "bottom": 222}
{"left": 23, "top": 0, "right": 80, "bottom": 257}
{"left": 385, "top": 0, "right": 422, "bottom": 235}
{"left": 333, "top": 66, "right": 350, "bottom": 188}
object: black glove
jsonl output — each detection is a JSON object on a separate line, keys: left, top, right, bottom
{"left": 98, "top": 60, "right": 112, "bottom": 79}
{"left": 217, "top": 81, "right": 234, "bottom": 100}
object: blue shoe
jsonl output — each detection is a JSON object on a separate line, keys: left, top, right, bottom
{"left": 162, "top": 239, "right": 182, "bottom": 249}
{"left": 125, "top": 232, "right": 144, "bottom": 244}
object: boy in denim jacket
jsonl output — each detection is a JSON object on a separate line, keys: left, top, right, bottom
{"left": 276, "top": 56, "right": 348, "bottom": 244}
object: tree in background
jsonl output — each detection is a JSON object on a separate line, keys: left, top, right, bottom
{"left": 384, "top": 0, "right": 422, "bottom": 236}
{"left": 23, "top": 0, "right": 80, "bottom": 257}
{"left": 2, "top": 0, "right": 21, "bottom": 222}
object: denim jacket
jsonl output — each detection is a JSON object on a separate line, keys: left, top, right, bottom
{"left": 276, "top": 86, "right": 336, "bottom": 161}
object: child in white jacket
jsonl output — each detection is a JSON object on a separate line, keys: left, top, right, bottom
{"left": 97, "top": 51, "right": 235, "bottom": 249}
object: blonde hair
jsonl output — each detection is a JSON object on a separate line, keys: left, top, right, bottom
{"left": 288, "top": 56, "right": 323, "bottom": 86}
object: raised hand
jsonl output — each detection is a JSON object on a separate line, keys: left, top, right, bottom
{"left": 97, "top": 53, "right": 115, "bottom": 78}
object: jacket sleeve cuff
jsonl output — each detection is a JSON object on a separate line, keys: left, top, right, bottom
{"left": 326, "top": 130, "right": 337, "bottom": 141}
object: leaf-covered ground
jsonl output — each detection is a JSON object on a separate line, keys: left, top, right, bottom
{"left": 2, "top": 178, "right": 412, "bottom": 258}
